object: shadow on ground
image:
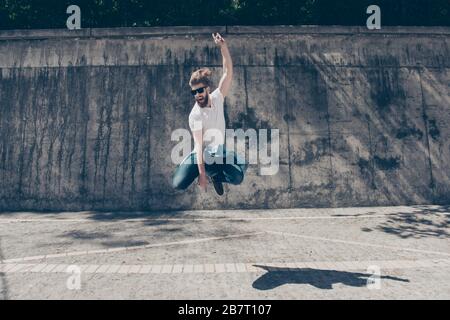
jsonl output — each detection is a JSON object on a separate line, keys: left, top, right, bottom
{"left": 0, "top": 209, "right": 189, "bottom": 220}
{"left": 364, "top": 205, "right": 450, "bottom": 239}
{"left": 22, "top": 210, "right": 250, "bottom": 249}
{"left": 252, "top": 265, "right": 409, "bottom": 290}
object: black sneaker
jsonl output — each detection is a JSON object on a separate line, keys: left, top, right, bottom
{"left": 212, "top": 176, "right": 224, "bottom": 196}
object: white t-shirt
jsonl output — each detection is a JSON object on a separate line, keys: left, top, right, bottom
{"left": 188, "top": 88, "right": 225, "bottom": 153}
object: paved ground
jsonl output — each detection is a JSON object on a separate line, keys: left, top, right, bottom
{"left": 0, "top": 205, "right": 449, "bottom": 300}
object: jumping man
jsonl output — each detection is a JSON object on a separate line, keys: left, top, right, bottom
{"left": 172, "top": 33, "right": 247, "bottom": 195}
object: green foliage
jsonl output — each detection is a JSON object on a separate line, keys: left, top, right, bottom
{"left": 0, "top": 0, "right": 448, "bottom": 30}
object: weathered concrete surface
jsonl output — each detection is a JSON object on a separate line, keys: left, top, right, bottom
{"left": 0, "top": 26, "right": 449, "bottom": 211}
{"left": 0, "top": 206, "right": 449, "bottom": 299}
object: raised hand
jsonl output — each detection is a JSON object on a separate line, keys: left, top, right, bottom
{"left": 212, "top": 32, "right": 226, "bottom": 47}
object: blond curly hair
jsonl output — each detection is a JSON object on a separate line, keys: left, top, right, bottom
{"left": 189, "top": 68, "right": 212, "bottom": 88}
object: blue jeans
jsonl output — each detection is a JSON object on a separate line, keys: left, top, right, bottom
{"left": 172, "top": 146, "right": 248, "bottom": 190}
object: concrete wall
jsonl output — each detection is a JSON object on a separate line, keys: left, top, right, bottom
{"left": 0, "top": 26, "right": 449, "bottom": 211}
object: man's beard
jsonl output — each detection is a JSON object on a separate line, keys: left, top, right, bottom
{"left": 197, "top": 93, "right": 209, "bottom": 108}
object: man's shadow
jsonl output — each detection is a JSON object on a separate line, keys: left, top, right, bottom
{"left": 252, "top": 265, "right": 409, "bottom": 290}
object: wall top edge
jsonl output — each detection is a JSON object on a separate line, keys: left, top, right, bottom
{"left": 0, "top": 25, "right": 449, "bottom": 40}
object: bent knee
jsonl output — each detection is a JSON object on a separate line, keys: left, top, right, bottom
{"left": 228, "top": 172, "right": 244, "bottom": 185}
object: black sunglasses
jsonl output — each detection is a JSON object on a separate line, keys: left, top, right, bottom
{"left": 191, "top": 87, "right": 207, "bottom": 96}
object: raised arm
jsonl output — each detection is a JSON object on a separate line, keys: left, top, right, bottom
{"left": 213, "top": 33, "right": 233, "bottom": 97}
